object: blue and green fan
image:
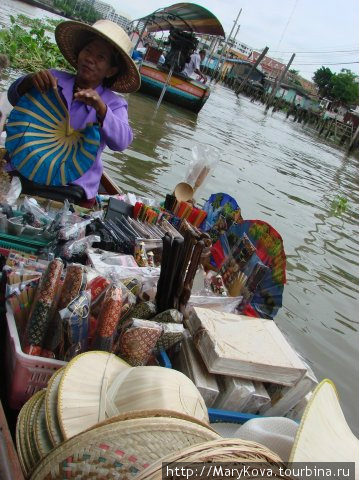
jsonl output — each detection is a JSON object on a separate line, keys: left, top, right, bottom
{"left": 5, "top": 87, "right": 100, "bottom": 186}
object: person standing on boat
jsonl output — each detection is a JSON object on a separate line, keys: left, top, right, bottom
{"left": 6, "top": 20, "right": 140, "bottom": 206}
{"left": 181, "top": 49, "right": 207, "bottom": 83}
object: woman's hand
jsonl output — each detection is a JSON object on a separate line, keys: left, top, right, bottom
{"left": 74, "top": 88, "right": 107, "bottom": 120}
{"left": 17, "top": 69, "right": 57, "bottom": 96}
{"left": 31, "top": 70, "right": 57, "bottom": 92}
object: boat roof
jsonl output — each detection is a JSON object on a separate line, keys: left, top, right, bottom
{"left": 134, "top": 2, "right": 225, "bottom": 37}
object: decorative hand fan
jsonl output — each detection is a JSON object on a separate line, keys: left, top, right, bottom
{"left": 201, "top": 193, "right": 243, "bottom": 239}
{"left": 5, "top": 87, "right": 100, "bottom": 186}
{"left": 211, "top": 220, "right": 286, "bottom": 319}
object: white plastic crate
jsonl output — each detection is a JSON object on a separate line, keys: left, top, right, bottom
{"left": 5, "top": 302, "right": 66, "bottom": 410}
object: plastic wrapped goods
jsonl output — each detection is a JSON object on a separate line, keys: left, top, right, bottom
{"left": 261, "top": 362, "right": 318, "bottom": 417}
{"left": 245, "top": 382, "right": 271, "bottom": 413}
{"left": 214, "top": 376, "right": 255, "bottom": 411}
{"left": 23, "top": 259, "right": 63, "bottom": 356}
{"left": 92, "top": 284, "right": 122, "bottom": 352}
{"left": 117, "top": 318, "right": 162, "bottom": 366}
{"left": 175, "top": 331, "right": 219, "bottom": 407}
{"left": 186, "top": 307, "right": 306, "bottom": 386}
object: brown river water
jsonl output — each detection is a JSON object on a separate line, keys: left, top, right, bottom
{"left": 1, "top": 0, "right": 359, "bottom": 435}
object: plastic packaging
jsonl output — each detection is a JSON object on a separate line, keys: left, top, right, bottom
{"left": 184, "top": 145, "right": 220, "bottom": 196}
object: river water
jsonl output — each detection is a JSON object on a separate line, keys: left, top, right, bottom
{"left": 1, "top": 0, "right": 359, "bottom": 435}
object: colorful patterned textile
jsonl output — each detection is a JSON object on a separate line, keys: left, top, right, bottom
{"left": 117, "top": 319, "right": 162, "bottom": 366}
{"left": 23, "top": 259, "right": 63, "bottom": 356}
{"left": 92, "top": 284, "right": 122, "bottom": 352}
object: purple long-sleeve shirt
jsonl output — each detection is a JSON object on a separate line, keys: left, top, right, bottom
{"left": 7, "top": 69, "right": 133, "bottom": 199}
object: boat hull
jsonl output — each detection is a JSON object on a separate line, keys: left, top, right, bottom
{"left": 139, "top": 62, "right": 210, "bottom": 113}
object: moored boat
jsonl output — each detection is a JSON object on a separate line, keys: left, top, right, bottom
{"left": 130, "top": 3, "right": 225, "bottom": 113}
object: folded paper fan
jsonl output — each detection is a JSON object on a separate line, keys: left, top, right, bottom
{"left": 5, "top": 87, "right": 100, "bottom": 186}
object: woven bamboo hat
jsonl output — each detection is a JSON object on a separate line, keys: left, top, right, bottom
{"left": 289, "top": 379, "right": 359, "bottom": 470}
{"left": 136, "top": 438, "right": 295, "bottom": 480}
{"left": 55, "top": 19, "right": 141, "bottom": 93}
{"left": 30, "top": 410, "right": 219, "bottom": 480}
{"left": 57, "top": 351, "right": 130, "bottom": 440}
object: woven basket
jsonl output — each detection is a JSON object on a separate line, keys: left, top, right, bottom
{"left": 30, "top": 412, "right": 219, "bottom": 479}
{"left": 136, "top": 438, "right": 296, "bottom": 480}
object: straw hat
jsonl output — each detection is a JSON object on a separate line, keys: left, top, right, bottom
{"left": 55, "top": 19, "right": 141, "bottom": 93}
{"left": 135, "top": 438, "right": 293, "bottom": 480}
{"left": 30, "top": 410, "right": 219, "bottom": 480}
{"left": 289, "top": 379, "right": 359, "bottom": 471}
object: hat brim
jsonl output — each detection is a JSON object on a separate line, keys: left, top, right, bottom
{"left": 289, "top": 379, "right": 359, "bottom": 465}
{"left": 30, "top": 411, "right": 219, "bottom": 479}
{"left": 55, "top": 21, "right": 141, "bottom": 93}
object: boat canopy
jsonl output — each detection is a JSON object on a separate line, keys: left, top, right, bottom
{"left": 134, "top": 2, "right": 225, "bottom": 37}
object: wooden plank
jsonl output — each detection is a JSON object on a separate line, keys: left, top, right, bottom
{"left": 0, "top": 400, "right": 24, "bottom": 480}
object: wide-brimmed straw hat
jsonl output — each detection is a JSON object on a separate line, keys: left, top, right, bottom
{"left": 289, "top": 379, "right": 359, "bottom": 472}
{"left": 30, "top": 410, "right": 219, "bottom": 479}
{"left": 55, "top": 19, "right": 141, "bottom": 93}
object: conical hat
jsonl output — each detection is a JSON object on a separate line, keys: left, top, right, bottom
{"left": 290, "top": 379, "right": 359, "bottom": 475}
{"left": 57, "top": 351, "right": 130, "bottom": 440}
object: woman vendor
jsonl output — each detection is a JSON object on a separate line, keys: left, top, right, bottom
{"left": 6, "top": 20, "right": 141, "bottom": 206}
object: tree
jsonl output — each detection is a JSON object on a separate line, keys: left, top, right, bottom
{"left": 330, "top": 69, "right": 359, "bottom": 104}
{"left": 313, "top": 66, "right": 333, "bottom": 97}
{"left": 289, "top": 69, "right": 299, "bottom": 75}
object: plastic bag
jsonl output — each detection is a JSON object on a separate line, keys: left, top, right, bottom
{"left": 184, "top": 145, "right": 220, "bottom": 195}
{"left": 61, "top": 235, "right": 101, "bottom": 260}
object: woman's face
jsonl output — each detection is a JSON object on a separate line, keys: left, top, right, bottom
{"left": 77, "top": 38, "right": 119, "bottom": 88}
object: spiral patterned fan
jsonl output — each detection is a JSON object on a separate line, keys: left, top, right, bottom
{"left": 5, "top": 87, "right": 100, "bottom": 186}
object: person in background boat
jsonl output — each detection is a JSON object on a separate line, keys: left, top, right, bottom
{"left": 181, "top": 49, "right": 207, "bottom": 83}
{"left": 6, "top": 20, "right": 140, "bottom": 207}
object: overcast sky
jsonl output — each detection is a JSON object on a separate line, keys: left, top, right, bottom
{"left": 113, "top": 0, "right": 359, "bottom": 82}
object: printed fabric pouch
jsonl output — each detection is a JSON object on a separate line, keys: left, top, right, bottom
{"left": 116, "top": 318, "right": 162, "bottom": 366}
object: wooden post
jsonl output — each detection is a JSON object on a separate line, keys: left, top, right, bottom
{"left": 234, "top": 46, "right": 269, "bottom": 95}
{"left": 348, "top": 125, "right": 359, "bottom": 153}
{"left": 265, "top": 53, "right": 295, "bottom": 111}
{"left": 211, "top": 8, "right": 242, "bottom": 82}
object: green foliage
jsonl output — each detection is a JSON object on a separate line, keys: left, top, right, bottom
{"left": 53, "top": 0, "right": 101, "bottom": 23}
{"left": 313, "top": 66, "right": 334, "bottom": 97}
{"left": 289, "top": 69, "right": 299, "bottom": 75}
{"left": 330, "top": 69, "right": 359, "bottom": 104}
{"left": 330, "top": 195, "right": 348, "bottom": 216}
{"left": 0, "top": 15, "right": 73, "bottom": 73}
{"left": 313, "top": 67, "right": 359, "bottom": 104}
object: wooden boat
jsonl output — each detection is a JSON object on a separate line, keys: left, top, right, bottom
{"left": 139, "top": 60, "right": 210, "bottom": 113}
{"left": 131, "top": 3, "right": 225, "bottom": 113}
